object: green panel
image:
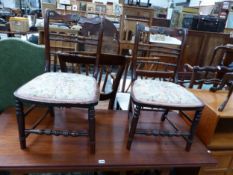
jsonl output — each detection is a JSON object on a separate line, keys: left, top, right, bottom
{"left": 0, "top": 38, "right": 45, "bottom": 112}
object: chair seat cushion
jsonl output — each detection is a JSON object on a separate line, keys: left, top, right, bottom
{"left": 131, "top": 79, "right": 203, "bottom": 108}
{"left": 14, "top": 72, "right": 99, "bottom": 104}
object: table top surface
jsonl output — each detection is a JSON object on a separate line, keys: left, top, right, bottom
{"left": 0, "top": 107, "right": 216, "bottom": 171}
{"left": 189, "top": 89, "right": 233, "bottom": 118}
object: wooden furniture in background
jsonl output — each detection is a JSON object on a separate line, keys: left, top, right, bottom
{"left": 181, "top": 30, "right": 231, "bottom": 69}
{"left": 119, "top": 5, "right": 154, "bottom": 41}
{"left": 0, "top": 107, "right": 216, "bottom": 174}
{"left": 152, "top": 17, "right": 170, "bottom": 27}
{"left": 188, "top": 89, "right": 233, "bottom": 175}
{"left": 180, "top": 64, "right": 233, "bottom": 174}
{"left": 211, "top": 44, "right": 233, "bottom": 67}
{"left": 185, "top": 65, "right": 233, "bottom": 112}
{"left": 39, "top": 29, "right": 232, "bottom": 71}
{"left": 39, "top": 16, "right": 120, "bottom": 55}
{"left": 183, "top": 63, "right": 233, "bottom": 174}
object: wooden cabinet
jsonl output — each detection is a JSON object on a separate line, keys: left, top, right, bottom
{"left": 119, "top": 5, "right": 154, "bottom": 41}
{"left": 188, "top": 89, "right": 233, "bottom": 175}
{"left": 190, "top": 89, "right": 233, "bottom": 149}
{"left": 198, "top": 151, "right": 233, "bottom": 175}
{"left": 182, "top": 30, "right": 231, "bottom": 68}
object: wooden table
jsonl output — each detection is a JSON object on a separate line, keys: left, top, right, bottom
{"left": 0, "top": 107, "right": 216, "bottom": 174}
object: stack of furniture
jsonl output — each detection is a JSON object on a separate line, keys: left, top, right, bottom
{"left": 183, "top": 61, "right": 233, "bottom": 175}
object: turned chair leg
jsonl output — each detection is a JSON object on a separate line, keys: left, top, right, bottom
{"left": 15, "top": 99, "right": 26, "bottom": 149}
{"left": 186, "top": 109, "right": 202, "bottom": 151}
{"left": 88, "top": 106, "right": 96, "bottom": 154}
{"left": 128, "top": 97, "right": 132, "bottom": 120}
{"left": 48, "top": 106, "right": 54, "bottom": 117}
{"left": 127, "top": 105, "right": 141, "bottom": 150}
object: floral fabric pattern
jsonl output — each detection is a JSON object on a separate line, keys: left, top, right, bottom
{"left": 14, "top": 72, "right": 99, "bottom": 104}
{"left": 132, "top": 79, "right": 203, "bottom": 108}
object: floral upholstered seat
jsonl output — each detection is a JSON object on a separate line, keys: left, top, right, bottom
{"left": 131, "top": 79, "right": 203, "bottom": 108}
{"left": 14, "top": 72, "right": 99, "bottom": 104}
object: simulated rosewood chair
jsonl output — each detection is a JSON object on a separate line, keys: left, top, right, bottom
{"left": 127, "top": 23, "right": 204, "bottom": 151}
{"left": 14, "top": 9, "right": 104, "bottom": 153}
{"left": 185, "top": 64, "right": 233, "bottom": 112}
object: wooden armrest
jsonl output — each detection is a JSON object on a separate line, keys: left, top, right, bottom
{"left": 184, "top": 64, "right": 194, "bottom": 72}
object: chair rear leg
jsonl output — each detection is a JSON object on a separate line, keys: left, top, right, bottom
{"left": 186, "top": 109, "right": 202, "bottom": 151}
{"left": 161, "top": 109, "right": 169, "bottom": 121}
{"left": 127, "top": 104, "right": 141, "bottom": 150}
{"left": 15, "top": 99, "right": 26, "bottom": 149}
{"left": 88, "top": 106, "right": 96, "bottom": 154}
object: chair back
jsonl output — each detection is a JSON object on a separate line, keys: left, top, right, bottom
{"left": 209, "top": 44, "right": 233, "bottom": 67}
{"left": 185, "top": 64, "right": 233, "bottom": 90}
{"left": 44, "top": 9, "right": 104, "bottom": 78}
{"left": 78, "top": 16, "right": 119, "bottom": 54}
{"left": 132, "top": 23, "right": 187, "bottom": 82}
{"left": 185, "top": 64, "right": 233, "bottom": 111}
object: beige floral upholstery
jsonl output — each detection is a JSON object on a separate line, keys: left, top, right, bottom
{"left": 131, "top": 79, "right": 203, "bottom": 108}
{"left": 14, "top": 72, "right": 99, "bottom": 104}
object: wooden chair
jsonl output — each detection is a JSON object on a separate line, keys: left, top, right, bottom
{"left": 127, "top": 23, "right": 204, "bottom": 151}
{"left": 14, "top": 9, "right": 104, "bottom": 154}
{"left": 185, "top": 64, "right": 233, "bottom": 112}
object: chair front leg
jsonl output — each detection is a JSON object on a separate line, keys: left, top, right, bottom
{"left": 15, "top": 99, "right": 26, "bottom": 149}
{"left": 88, "top": 106, "right": 95, "bottom": 154}
{"left": 127, "top": 104, "right": 141, "bottom": 150}
{"left": 186, "top": 109, "right": 202, "bottom": 151}
{"left": 128, "top": 97, "right": 133, "bottom": 120}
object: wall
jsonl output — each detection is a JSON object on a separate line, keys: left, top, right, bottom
{"left": 1, "top": 0, "right": 16, "bottom": 8}
{"left": 190, "top": 0, "right": 225, "bottom": 7}
{"left": 93, "top": 0, "right": 169, "bottom": 8}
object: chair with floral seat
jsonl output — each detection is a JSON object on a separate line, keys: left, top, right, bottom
{"left": 14, "top": 9, "right": 104, "bottom": 154}
{"left": 127, "top": 23, "right": 205, "bottom": 151}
